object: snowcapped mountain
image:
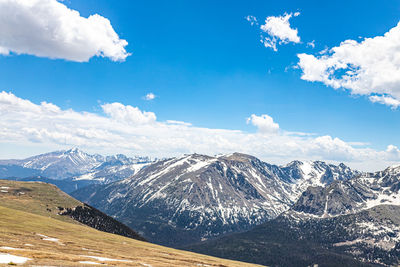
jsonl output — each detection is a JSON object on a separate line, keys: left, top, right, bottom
{"left": 278, "top": 164, "right": 400, "bottom": 262}
{"left": 70, "top": 153, "right": 152, "bottom": 184}
{"left": 5, "top": 148, "right": 103, "bottom": 179}
{"left": 281, "top": 160, "right": 360, "bottom": 202}
{"left": 188, "top": 164, "right": 400, "bottom": 267}
{"left": 71, "top": 152, "right": 360, "bottom": 247}
{"left": 0, "top": 148, "right": 153, "bottom": 182}
{"left": 292, "top": 164, "right": 400, "bottom": 217}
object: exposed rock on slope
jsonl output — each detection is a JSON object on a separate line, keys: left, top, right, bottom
{"left": 70, "top": 153, "right": 152, "bottom": 184}
{"left": 293, "top": 164, "right": 400, "bottom": 217}
{"left": 188, "top": 165, "right": 400, "bottom": 267}
{"left": 72, "top": 152, "right": 360, "bottom": 247}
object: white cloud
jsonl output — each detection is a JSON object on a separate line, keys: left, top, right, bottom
{"left": 386, "top": 144, "right": 400, "bottom": 160}
{"left": 260, "top": 12, "right": 301, "bottom": 51}
{"left": 166, "top": 120, "right": 192, "bottom": 126}
{"left": 245, "top": 15, "right": 258, "bottom": 26}
{"left": 0, "top": 0, "right": 130, "bottom": 62}
{"left": 0, "top": 91, "right": 399, "bottom": 171}
{"left": 247, "top": 114, "right": 279, "bottom": 134}
{"left": 101, "top": 103, "right": 156, "bottom": 124}
{"left": 297, "top": 21, "right": 400, "bottom": 108}
{"left": 307, "top": 40, "right": 315, "bottom": 48}
{"left": 369, "top": 94, "right": 400, "bottom": 109}
{"left": 144, "top": 93, "right": 156, "bottom": 101}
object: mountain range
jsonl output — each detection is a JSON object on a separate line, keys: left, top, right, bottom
{"left": 4, "top": 148, "right": 400, "bottom": 266}
{"left": 71, "top": 152, "right": 360, "bottom": 247}
{"left": 0, "top": 148, "right": 153, "bottom": 192}
{"left": 187, "top": 165, "right": 400, "bottom": 266}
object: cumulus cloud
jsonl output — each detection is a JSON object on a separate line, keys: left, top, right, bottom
{"left": 386, "top": 144, "right": 400, "bottom": 161}
{"left": 0, "top": 91, "right": 399, "bottom": 171}
{"left": 101, "top": 103, "right": 156, "bottom": 124}
{"left": 369, "top": 95, "right": 400, "bottom": 109}
{"left": 0, "top": 0, "right": 130, "bottom": 62}
{"left": 144, "top": 93, "right": 156, "bottom": 101}
{"left": 260, "top": 12, "right": 301, "bottom": 51}
{"left": 297, "top": 21, "right": 400, "bottom": 108}
{"left": 247, "top": 114, "right": 279, "bottom": 134}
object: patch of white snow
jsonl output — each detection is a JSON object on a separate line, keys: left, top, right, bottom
{"left": 0, "top": 253, "right": 30, "bottom": 264}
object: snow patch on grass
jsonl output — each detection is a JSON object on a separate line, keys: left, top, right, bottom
{"left": 80, "top": 255, "right": 133, "bottom": 262}
{"left": 0, "top": 253, "right": 30, "bottom": 264}
{"left": 36, "top": 233, "right": 64, "bottom": 245}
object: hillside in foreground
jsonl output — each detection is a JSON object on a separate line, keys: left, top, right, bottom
{"left": 0, "top": 179, "right": 145, "bottom": 241}
{"left": 0, "top": 180, "right": 262, "bottom": 266}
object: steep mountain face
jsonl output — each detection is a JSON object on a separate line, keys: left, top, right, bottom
{"left": 281, "top": 160, "right": 360, "bottom": 200}
{"left": 0, "top": 148, "right": 153, "bottom": 183}
{"left": 0, "top": 148, "right": 102, "bottom": 178}
{"left": 70, "top": 153, "right": 151, "bottom": 184}
{"left": 188, "top": 165, "right": 400, "bottom": 267}
{"left": 71, "top": 152, "right": 360, "bottom": 247}
{"left": 293, "top": 165, "right": 400, "bottom": 217}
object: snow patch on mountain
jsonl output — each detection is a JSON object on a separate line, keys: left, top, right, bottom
{"left": 72, "top": 152, "right": 360, "bottom": 246}
{"left": 292, "top": 164, "right": 400, "bottom": 219}
{"left": 0, "top": 148, "right": 154, "bottom": 183}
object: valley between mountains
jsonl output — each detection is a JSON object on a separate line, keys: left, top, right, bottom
{"left": 2, "top": 148, "right": 400, "bottom": 266}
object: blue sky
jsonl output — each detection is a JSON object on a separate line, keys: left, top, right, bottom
{"left": 1, "top": 0, "right": 400, "bottom": 170}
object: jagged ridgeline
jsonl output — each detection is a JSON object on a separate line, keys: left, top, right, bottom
{"left": 0, "top": 148, "right": 154, "bottom": 193}
{"left": 71, "top": 152, "right": 360, "bottom": 247}
{"left": 187, "top": 165, "right": 400, "bottom": 267}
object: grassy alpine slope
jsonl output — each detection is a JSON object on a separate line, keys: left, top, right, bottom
{"left": 0, "top": 180, "right": 263, "bottom": 266}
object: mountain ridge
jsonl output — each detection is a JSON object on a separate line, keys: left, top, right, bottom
{"left": 187, "top": 164, "right": 400, "bottom": 266}
{"left": 0, "top": 148, "right": 154, "bottom": 187}
{"left": 71, "top": 152, "right": 360, "bottom": 247}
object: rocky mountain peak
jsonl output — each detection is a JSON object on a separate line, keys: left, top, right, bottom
{"left": 0, "top": 148, "right": 154, "bottom": 182}
{"left": 72, "top": 152, "right": 360, "bottom": 247}
{"left": 384, "top": 164, "right": 400, "bottom": 175}
{"left": 221, "top": 152, "right": 258, "bottom": 163}
{"left": 66, "top": 147, "right": 80, "bottom": 153}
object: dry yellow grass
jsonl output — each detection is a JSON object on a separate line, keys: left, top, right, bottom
{"left": 0, "top": 180, "right": 264, "bottom": 266}
{"left": 0, "top": 180, "right": 82, "bottom": 224}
